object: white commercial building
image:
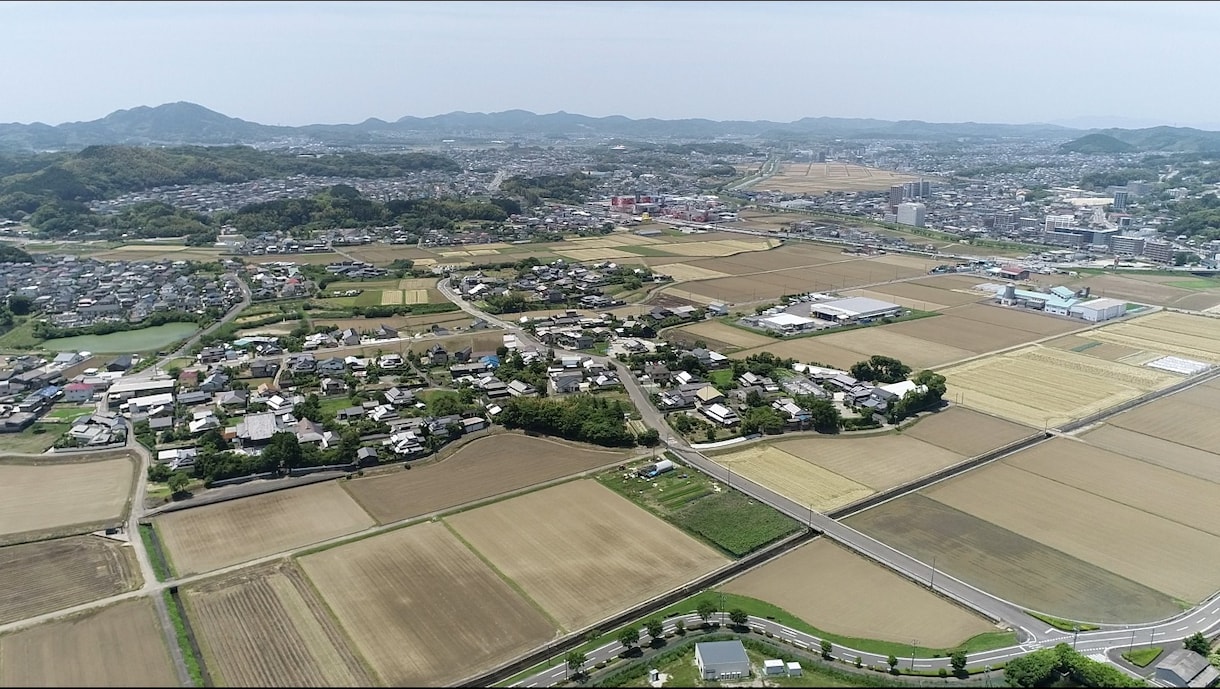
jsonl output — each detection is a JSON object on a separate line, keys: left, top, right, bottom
{"left": 757, "top": 312, "right": 817, "bottom": 334}
{"left": 810, "top": 297, "right": 903, "bottom": 323}
{"left": 896, "top": 202, "right": 926, "bottom": 227}
{"left": 695, "top": 641, "right": 751, "bottom": 681}
{"left": 1069, "top": 297, "right": 1126, "bottom": 322}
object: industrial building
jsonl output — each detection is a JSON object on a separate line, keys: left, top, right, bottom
{"left": 755, "top": 312, "right": 818, "bottom": 334}
{"left": 1069, "top": 297, "right": 1127, "bottom": 322}
{"left": 1155, "top": 649, "right": 1220, "bottom": 688}
{"left": 695, "top": 641, "right": 751, "bottom": 681}
{"left": 809, "top": 297, "right": 903, "bottom": 323}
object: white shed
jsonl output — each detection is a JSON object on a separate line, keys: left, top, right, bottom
{"left": 786, "top": 661, "right": 803, "bottom": 677}
{"left": 763, "top": 659, "right": 785, "bottom": 675}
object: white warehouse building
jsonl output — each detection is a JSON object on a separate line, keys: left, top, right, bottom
{"left": 1069, "top": 297, "right": 1127, "bottom": 322}
{"left": 810, "top": 297, "right": 903, "bottom": 323}
{"left": 696, "top": 641, "right": 751, "bottom": 681}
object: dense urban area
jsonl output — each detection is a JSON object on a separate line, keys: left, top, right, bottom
{"left": 5, "top": 103, "right": 1220, "bottom": 689}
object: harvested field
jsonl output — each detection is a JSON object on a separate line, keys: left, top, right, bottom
{"left": 1107, "top": 390, "right": 1220, "bottom": 454}
{"left": 340, "top": 245, "right": 435, "bottom": 264}
{"left": 1045, "top": 335, "right": 1147, "bottom": 361}
{"left": 816, "top": 326, "right": 976, "bottom": 369}
{"left": 655, "top": 238, "right": 780, "bottom": 257}
{"left": 733, "top": 337, "right": 870, "bottom": 370}
{"left": 311, "top": 311, "right": 472, "bottom": 333}
{"left": 723, "top": 538, "right": 993, "bottom": 647}
{"left": 654, "top": 263, "right": 733, "bottom": 282}
{"left": 246, "top": 252, "right": 347, "bottom": 265}
{"left": 0, "top": 454, "right": 134, "bottom": 541}
{"left": 694, "top": 246, "right": 848, "bottom": 273}
{"left": 918, "top": 274, "right": 995, "bottom": 290}
{"left": 397, "top": 278, "right": 438, "bottom": 291}
{"left": 379, "top": 289, "right": 402, "bottom": 305}
{"left": 772, "top": 434, "right": 963, "bottom": 492}
{"left": 1087, "top": 311, "right": 1220, "bottom": 363}
{"left": 939, "top": 345, "right": 1176, "bottom": 428}
{"left": 841, "top": 288, "right": 951, "bottom": 312}
{"left": 712, "top": 445, "right": 874, "bottom": 512}
{"left": 1081, "top": 425, "right": 1220, "bottom": 484}
{"left": 943, "top": 302, "right": 1084, "bottom": 337}
{"left": 845, "top": 494, "right": 1181, "bottom": 623}
{"left": 0, "top": 598, "right": 178, "bottom": 686}
{"left": 864, "top": 281, "right": 990, "bottom": 308}
{"left": 1031, "top": 273, "right": 1195, "bottom": 307}
{"left": 1006, "top": 439, "right": 1220, "bottom": 538}
{"left": 404, "top": 332, "right": 504, "bottom": 356}
{"left": 926, "top": 460, "right": 1220, "bottom": 602}
{"left": 554, "top": 248, "right": 639, "bottom": 262}
{"left": 342, "top": 434, "right": 625, "bottom": 524}
{"left": 446, "top": 480, "right": 728, "bottom": 630}
{"left": 903, "top": 407, "right": 1037, "bottom": 457}
{"left": 154, "top": 482, "right": 375, "bottom": 575}
{"left": 298, "top": 521, "right": 555, "bottom": 687}
{"left": 673, "top": 321, "right": 775, "bottom": 349}
{"left": 888, "top": 315, "right": 1047, "bottom": 355}
{"left": 184, "top": 561, "right": 376, "bottom": 687}
{"left": 0, "top": 535, "right": 140, "bottom": 625}
{"left": 750, "top": 163, "right": 918, "bottom": 194}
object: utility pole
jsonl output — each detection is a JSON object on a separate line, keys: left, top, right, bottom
{"left": 1073, "top": 625, "right": 1079, "bottom": 650}
{"left": 930, "top": 556, "right": 937, "bottom": 590}
{"left": 911, "top": 640, "right": 917, "bottom": 670}
{"left": 1129, "top": 629, "right": 1135, "bottom": 652}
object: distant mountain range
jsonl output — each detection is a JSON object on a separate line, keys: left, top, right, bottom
{"left": 2, "top": 102, "right": 1219, "bottom": 153}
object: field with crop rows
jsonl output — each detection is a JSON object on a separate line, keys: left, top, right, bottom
{"left": 845, "top": 494, "right": 1182, "bottom": 623}
{"left": 1081, "top": 424, "right": 1220, "bottom": 483}
{"left": 447, "top": 480, "right": 728, "bottom": 630}
{"left": 723, "top": 538, "right": 995, "bottom": 647}
{"left": 184, "top": 561, "right": 376, "bottom": 687}
{"left": 298, "top": 521, "right": 556, "bottom": 686}
{"left": 0, "top": 536, "right": 140, "bottom": 625}
{"left": 711, "top": 445, "right": 874, "bottom": 512}
{"left": 343, "top": 434, "right": 624, "bottom": 524}
{"left": 902, "top": 407, "right": 1038, "bottom": 457}
{"left": 0, "top": 599, "right": 178, "bottom": 686}
{"left": 771, "top": 434, "right": 964, "bottom": 492}
{"left": 749, "top": 163, "right": 918, "bottom": 194}
{"left": 154, "top": 482, "right": 375, "bottom": 575}
{"left": 1085, "top": 311, "right": 1220, "bottom": 363}
{"left": 939, "top": 345, "right": 1177, "bottom": 428}
{"left": 0, "top": 454, "right": 134, "bottom": 542}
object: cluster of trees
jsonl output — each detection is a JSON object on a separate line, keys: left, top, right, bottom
{"left": 0, "top": 244, "right": 33, "bottom": 263}
{"left": 499, "top": 172, "right": 597, "bottom": 206}
{"left": 498, "top": 394, "right": 636, "bottom": 447}
{"left": 491, "top": 350, "right": 549, "bottom": 394}
{"left": 1004, "top": 643, "right": 1143, "bottom": 687}
{"left": 886, "top": 369, "right": 947, "bottom": 423}
{"left": 1169, "top": 194, "right": 1220, "bottom": 240}
{"left": 850, "top": 355, "right": 911, "bottom": 384}
{"left": 1078, "top": 168, "right": 1160, "bottom": 191}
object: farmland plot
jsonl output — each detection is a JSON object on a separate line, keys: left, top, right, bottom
{"left": 1087, "top": 311, "right": 1220, "bottom": 362}
{"left": 154, "top": 482, "right": 375, "bottom": 575}
{"left": 888, "top": 315, "right": 1046, "bottom": 355}
{"left": 674, "top": 321, "right": 775, "bottom": 349}
{"left": 902, "top": 407, "right": 1038, "bottom": 457}
{"left": 0, "top": 455, "right": 134, "bottom": 542}
{"left": 817, "top": 326, "right": 976, "bottom": 369}
{"left": 343, "top": 434, "right": 624, "bottom": 524}
{"left": 446, "top": 480, "right": 728, "bottom": 630}
{"left": 1005, "top": 439, "right": 1220, "bottom": 537}
{"left": 926, "top": 461, "right": 1220, "bottom": 602}
{"left": 939, "top": 345, "right": 1176, "bottom": 428}
{"left": 944, "top": 302, "right": 1084, "bottom": 337}
{"left": 1081, "top": 425, "right": 1220, "bottom": 484}
{"left": 733, "top": 338, "right": 865, "bottom": 370}
{"left": 298, "top": 521, "right": 556, "bottom": 687}
{"left": 184, "top": 561, "right": 376, "bottom": 687}
{"left": 0, "top": 599, "right": 178, "bottom": 686}
{"left": 772, "top": 434, "right": 963, "bottom": 492}
{"left": 723, "top": 539, "right": 994, "bottom": 647}
{"left": 864, "top": 281, "right": 986, "bottom": 308}
{"left": 845, "top": 494, "right": 1181, "bottom": 623}
{"left": 1108, "top": 392, "right": 1220, "bottom": 454}
{"left": 0, "top": 536, "right": 140, "bottom": 625}
{"left": 712, "top": 445, "right": 874, "bottom": 512}
{"left": 656, "top": 263, "right": 733, "bottom": 282}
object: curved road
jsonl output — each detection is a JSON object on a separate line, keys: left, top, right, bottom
{"left": 441, "top": 276, "right": 1220, "bottom": 686}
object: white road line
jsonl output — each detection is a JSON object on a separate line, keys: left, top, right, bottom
{"left": 1177, "top": 626, "right": 1190, "bottom": 632}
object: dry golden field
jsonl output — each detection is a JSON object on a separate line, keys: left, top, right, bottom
{"left": 845, "top": 494, "right": 1182, "bottom": 623}
{"left": 722, "top": 539, "right": 994, "bottom": 647}
{"left": 310, "top": 311, "right": 473, "bottom": 334}
{"left": 1007, "top": 439, "right": 1220, "bottom": 538}
{"left": 0, "top": 536, "right": 140, "bottom": 625}
{"left": 939, "top": 345, "right": 1177, "bottom": 428}
{"left": 860, "top": 282, "right": 987, "bottom": 310}
{"left": 902, "top": 407, "right": 1038, "bottom": 457}
{"left": 184, "top": 561, "right": 376, "bottom": 687}
{"left": 654, "top": 263, "right": 733, "bottom": 282}
{"left": 1087, "top": 311, "right": 1220, "bottom": 363}
{"left": 711, "top": 445, "right": 874, "bottom": 512}
{"left": 342, "top": 434, "right": 625, "bottom": 524}
{"left": 0, "top": 599, "right": 178, "bottom": 686}
{"left": 1106, "top": 390, "right": 1220, "bottom": 455}
{"left": 655, "top": 238, "right": 780, "bottom": 257}
{"left": 693, "top": 245, "right": 850, "bottom": 274}
{"left": 0, "top": 455, "right": 134, "bottom": 542}
{"left": 751, "top": 163, "right": 919, "bottom": 194}
{"left": 772, "top": 435, "right": 963, "bottom": 492}
{"left": 925, "top": 458, "right": 1220, "bottom": 603}
{"left": 887, "top": 315, "right": 1050, "bottom": 357}
{"left": 734, "top": 325, "right": 975, "bottom": 371}
{"left": 154, "top": 483, "right": 375, "bottom": 575}
{"left": 446, "top": 480, "right": 728, "bottom": 631}
{"left": 298, "top": 521, "right": 556, "bottom": 687}
{"left": 1081, "top": 424, "right": 1220, "bottom": 484}
{"left": 673, "top": 321, "right": 775, "bottom": 350}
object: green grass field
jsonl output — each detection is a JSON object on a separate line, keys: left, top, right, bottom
{"left": 1121, "top": 647, "right": 1162, "bottom": 668}
{"left": 0, "top": 320, "right": 42, "bottom": 350}
{"left": 0, "top": 422, "right": 69, "bottom": 453}
{"left": 596, "top": 460, "right": 801, "bottom": 557}
{"left": 42, "top": 406, "right": 94, "bottom": 421}
{"left": 354, "top": 290, "right": 384, "bottom": 306}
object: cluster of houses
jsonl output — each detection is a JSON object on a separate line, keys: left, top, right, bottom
{"left": 452, "top": 259, "right": 665, "bottom": 308}
{"left": 245, "top": 262, "right": 315, "bottom": 301}
{"left": 0, "top": 351, "right": 140, "bottom": 433}
{"left": 0, "top": 256, "right": 243, "bottom": 327}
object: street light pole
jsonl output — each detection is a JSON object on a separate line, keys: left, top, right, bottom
{"left": 930, "top": 556, "right": 937, "bottom": 590}
{"left": 1129, "top": 629, "right": 1136, "bottom": 652}
{"left": 1073, "top": 625, "right": 1079, "bottom": 650}
{"left": 911, "top": 640, "right": 916, "bottom": 670}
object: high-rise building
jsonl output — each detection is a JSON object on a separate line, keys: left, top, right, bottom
{"left": 888, "top": 185, "right": 904, "bottom": 211}
{"left": 1045, "top": 214, "right": 1075, "bottom": 233}
{"left": 1143, "top": 240, "right": 1174, "bottom": 263}
{"left": 896, "top": 202, "right": 926, "bottom": 227}
{"left": 1111, "top": 235, "right": 1146, "bottom": 256}
{"left": 1113, "top": 190, "right": 1129, "bottom": 210}
{"left": 904, "top": 179, "right": 931, "bottom": 199}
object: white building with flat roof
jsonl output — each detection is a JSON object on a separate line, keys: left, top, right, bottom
{"left": 1069, "top": 297, "right": 1126, "bottom": 322}
{"left": 810, "top": 297, "right": 903, "bottom": 322}
{"left": 897, "top": 202, "right": 926, "bottom": 227}
{"left": 696, "top": 641, "right": 751, "bottom": 681}
{"left": 757, "top": 312, "right": 817, "bottom": 333}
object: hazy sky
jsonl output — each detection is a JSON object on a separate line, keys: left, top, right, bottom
{"left": 3, "top": 1, "right": 1218, "bottom": 129}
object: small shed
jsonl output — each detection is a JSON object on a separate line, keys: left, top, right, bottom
{"left": 786, "top": 661, "right": 803, "bottom": 677}
{"left": 763, "top": 659, "right": 785, "bottom": 675}
{"left": 1155, "top": 649, "right": 1220, "bottom": 688}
